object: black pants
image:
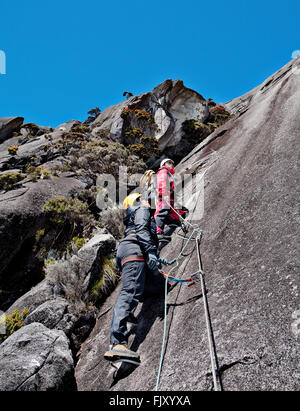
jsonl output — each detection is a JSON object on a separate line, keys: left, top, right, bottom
{"left": 110, "top": 261, "right": 164, "bottom": 345}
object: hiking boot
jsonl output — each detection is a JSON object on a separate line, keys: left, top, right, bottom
{"left": 104, "top": 344, "right": 140, "bottom": 363}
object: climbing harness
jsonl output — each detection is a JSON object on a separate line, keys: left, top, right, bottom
{"left": 159, "top": 259, "right": 204, "bottom": 287}
{"left": 161, "top": 270, "right": 203, "bottom": 287}
{"left": 155, "top": 201, "right": 223, "bottom": 392}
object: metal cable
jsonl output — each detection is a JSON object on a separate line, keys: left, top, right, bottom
{"left": 155, "top": 202, "right": 222, "bottom": 391}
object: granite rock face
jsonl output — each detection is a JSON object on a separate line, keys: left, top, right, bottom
{"left": 1, "top": 57, "right": 299, "bottom": 391}
{"left": 75, "top": 57, "right": 300, "bottom": 391}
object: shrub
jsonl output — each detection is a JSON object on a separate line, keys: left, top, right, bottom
{"left": 35, "top": 228, "right": 45, "bottom": 244}
{"left": 68, "top": 236, "right": 85, "bottom": 251}
{"left": 67, "top": 138, "right": 146, "bottom": 179}
{"left": 44, "top": 256, "right": 87, "bottom": 313}
{"left": 210, "top": 106, "right": 228, "bottom": 114}
{"left": 0, "top": 309, "right": 29, "bottom": 344}
{"left": 121, "top": 108, "right": 133, "bottom": 118}
{"left": 44, "top": 249, "right": 58, "bottom": 266}
{"left": 209, "top": 105, "right": 232, "bottom": 127}
{"left": 26, "top": 165, "right": 52, "bottom": 181}
{"left": 90, "top": 256, "right": 120, "bottom": 303}
{"left": 0, "top": 172, "right": 25, "bottom": 190}
{"left": 44, "top": 252, "right": 119, "bottom": 312}
{"left": 83, "top": 107, "right": 101, "bottom": 125}
{"left": 22, "top": 122, "right": 40, "bottom": 135}
{"left": 44, "top": 196, "right": 93, "bottom": 227}
{"left": 182, "top": 120, "right": 211, "bottom": 138}
{"left": 135, "top": 109, "right": 154, "bottom": 122}
{"left": 40, "top": 168, "right": 51, "bottom": 179}
{"left": 121, "top": 108, "right": 154, "bottom": 123}
{"left": 125, "top": 127, "right": 143, "bottom": 139}
{"left": 7, "top": 145, "right": 19, "bottom": 155}
{"left": 127, "top": 136, "right": 161, "bottom": 162}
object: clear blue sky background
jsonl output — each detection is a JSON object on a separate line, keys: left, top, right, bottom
{"left": 0, "top": 0, "right": 299, "bottom": 127}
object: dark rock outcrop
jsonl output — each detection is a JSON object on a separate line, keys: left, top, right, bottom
{"left": 75, "top": 57, "right": 300, "bottom": 391}
{"left": 0, "top": 117, "right": 24, "bottom": 142}
{"left": 0, "top": 175, "right": 89, "bottom": 310}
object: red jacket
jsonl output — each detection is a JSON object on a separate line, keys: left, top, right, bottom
{"left": 156, "top": 166, "right": 175, "bottom": 200}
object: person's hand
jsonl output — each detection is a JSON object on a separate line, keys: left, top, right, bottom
{"left": 147, "top": 253, "right": 158, "bottom": 270}
{"left": 181, "top": 206, "right": 189, "bottom": 214}
{"left": 158, "top": 257, "right": 169, "bottom": 266}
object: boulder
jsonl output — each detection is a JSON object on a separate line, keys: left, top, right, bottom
{"left": 23, "top": 298, "right": 69, "bottom": 329}
{"left": 92, "top": 79, "right": 210, "bottom": 159}
{"left": 77, "top": 232, "right": 116, "bottom": 294}
{"left": 5, "top": 280, "right": 61, "bottom": 315}
{"left": 0, "top": 322, "right": 76, "bottom": 391}
{"left": 0, "top": 117, "right": 24, "bottom": 142}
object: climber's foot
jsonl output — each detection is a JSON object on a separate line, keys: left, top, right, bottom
{"left": 104, "top": 344, "right": 140, "bottom": 365}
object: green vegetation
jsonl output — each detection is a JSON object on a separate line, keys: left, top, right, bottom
{"left": 121, "top": 108, "right": 154, "bottom": 123}
{"left": 210, "top": 106, "right": 232, "bottom": 126}
{"left": 68, "top": 236, "right": 85, "bottom": 251}
{"left": 35, "top": 228, "right": 45, "bottom": 244}
{"left": 182, "top": 120, "right": 212, "bottom": 142}
{"left": 83, "top": 107, "right": 101, "bottom": 125}
{"left": 38, "top": 196, "right": 97, "bottom": 265}
{"left": 0, "top": 172, "right": 25, "bottom": 190}
{"left": 91, "top": 256, "right": 120, "bottom": 303}
{"left": 0, "top": 309, "right": 29, "bottom": 344}
{"left": 125, "top": 127, "right": 143, "bottom": 139}
{"left": 65, "top": 138, "right": 146, "bottom": 178}
{"left": 44, "top": 196, "right": 92, "bottom": 226}
{"left": 26, "top": 165, "right": 51, "bottom": 181}
{"left": 128, "top": 136, "right": 161, "bottom": 162}
{"left": 7, "top": 145, "right": 19, "bottom": 155}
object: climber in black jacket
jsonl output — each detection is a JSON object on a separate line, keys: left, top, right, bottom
{"left": 104, "top": 191, "right": 166, "bottom": 364}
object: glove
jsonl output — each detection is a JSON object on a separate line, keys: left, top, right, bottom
{"left": 181, "top": 206, "right": 189, "bottom": 218}
{"left": 157, "top": 257, "right": 169, "bottom": 266}
{"left": 147, "top": 253, "right": 158, "bottom": 270}
{"left": 158, "top": 257, "right": 176, "bottom": 266}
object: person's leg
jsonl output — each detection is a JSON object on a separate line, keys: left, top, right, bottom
{"left": 154, "top": 199, "right": 170, "bottom": 234}
{"left": 110, "top": 261, "right": 146, "bottom": 346}
{"left": 157, "top": 224, "right": 177, "bottom": 253}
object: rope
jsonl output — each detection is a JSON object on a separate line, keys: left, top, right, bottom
{"left": 154, "top": 202, "right": 222, "bottom": 391}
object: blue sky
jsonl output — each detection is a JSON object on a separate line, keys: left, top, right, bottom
{"left": 0, "top": 0, "right": 299, "bottom": 127}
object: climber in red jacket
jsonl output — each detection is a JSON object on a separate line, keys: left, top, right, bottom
{"left": 154, "top": 158, "right": 188, "bottom": 246}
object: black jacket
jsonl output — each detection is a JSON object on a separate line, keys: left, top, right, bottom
{"left": 116, "top": 205, "right": 158, "bottom": 270}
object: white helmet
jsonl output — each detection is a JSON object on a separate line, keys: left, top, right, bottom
{"left": 160, "top": 158, "right": 174, "bottom": 168}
